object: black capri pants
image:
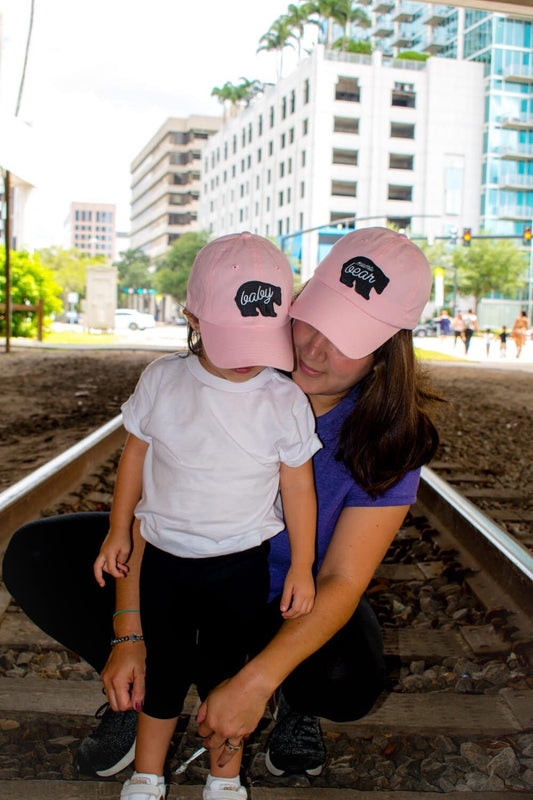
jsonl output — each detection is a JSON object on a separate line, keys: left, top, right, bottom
{"left": 3, "top": 513, "right": 385, "bottom": 723}
{"left": 140, "top": 541, "right": 269, "bottom": 719}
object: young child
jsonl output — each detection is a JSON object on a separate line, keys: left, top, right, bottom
{"left": 499, "top": 325, "right": 509, "bottom": 357}
{"left": 93, "top": 232, "right": 321, "bottom": 800}
{"left": 483, "top": 327, "right": 492, "bottom": 357}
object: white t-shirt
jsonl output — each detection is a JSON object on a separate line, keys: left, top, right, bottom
{"left": 121, "top": 354, "right": 322, "bottom": 558}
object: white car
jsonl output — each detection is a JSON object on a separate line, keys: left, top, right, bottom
{"left": 114, "top": 308, "right": 156, "bottom": 331}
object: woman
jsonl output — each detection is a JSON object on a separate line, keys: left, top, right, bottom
{"left": 3, "top": 228, "right": 440, "bottom": 787}
{"left": 512, "top": 310, "right": 528, "bottom": 359}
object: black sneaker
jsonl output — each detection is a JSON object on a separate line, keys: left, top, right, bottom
{"left": 77, "top": 703, "right": 137, "bottom": 777}
{"left": 265, "top": 693, "right": 326, "bottom": 776}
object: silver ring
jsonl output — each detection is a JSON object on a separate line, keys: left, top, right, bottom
{"left": 224, "top": 739, "right": 242, "bottom": 752}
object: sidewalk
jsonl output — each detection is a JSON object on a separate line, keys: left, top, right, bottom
{"left": 414, "top": 333, "right": 533, "bottom": 373}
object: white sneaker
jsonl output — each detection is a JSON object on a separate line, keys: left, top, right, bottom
{"left": 202, "top": 779, "right": 247, "bottom": 800}
{"left": 121, "top": 772, "right": 166, "bottom": 799}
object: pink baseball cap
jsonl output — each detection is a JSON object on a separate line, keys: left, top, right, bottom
{"left": 186, "top": 232, "right": 295, "bottom": 370}
{"left": 289, "top": 227, "right": 432, "bottom": 359}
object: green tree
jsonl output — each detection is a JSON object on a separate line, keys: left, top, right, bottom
{"left": 114, "top": 248, "right": 152, "bottom": 299}
{"left": 332, "top": 37, "right": 372, "bottom": 54}
{"left": 154, "top": 231, "right": 211, "bottom": 304}
{"left": 453, "top": 237, "right": 527, "bottom": 306}
{"left": 0, "top": 247, "right": 63, "bottom": 337}
{"left": 257, "top": 17, "right": 296, "bottom": 79}
{"left": 285, "top": 3, "right": 320, "bottom": 59}
{"left": 397, "top": 51, "right": 430, "bottom": 62}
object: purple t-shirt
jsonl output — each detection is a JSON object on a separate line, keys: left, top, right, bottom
{"left": 268, "top": 384, "right": 420, "bottom": 601}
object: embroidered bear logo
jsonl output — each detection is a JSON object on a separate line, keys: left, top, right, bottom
{"left": 339, "top": 257, "right": 390, "bottom": 301}
{"left": 234, "top": 281, "right": 282, "bottom": 317}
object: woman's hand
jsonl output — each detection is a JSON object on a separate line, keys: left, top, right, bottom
{"left": 196, "top": 668, "right": 273, "bottom": 766}
{"left": 280, "top": 565, "right": 315, "bottom": 619}
{"left": 101, "top": 640, "right": 146, "bottom": 712}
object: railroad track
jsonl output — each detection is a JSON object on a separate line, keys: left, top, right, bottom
{"left": 0, "top": 420, "right": 532, "bottom": 799}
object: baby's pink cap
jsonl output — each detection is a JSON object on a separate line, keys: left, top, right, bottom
{"left": 186, "top": 232, "right": 294, "bottom": 370}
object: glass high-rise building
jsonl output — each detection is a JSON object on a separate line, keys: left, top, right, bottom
{"left": 356, "top": 1, "right": 533, "bottom": 238}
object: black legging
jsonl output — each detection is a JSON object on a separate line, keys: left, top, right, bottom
{"left": 2, "top": 513, "right": 385, "bottom": 724}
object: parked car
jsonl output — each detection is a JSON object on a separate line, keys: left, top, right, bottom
{"left": 114, "top": 308, "right": 155, "bottom": 331}
{"left": 413, "top": 318, "right": 440, "bottom": 337}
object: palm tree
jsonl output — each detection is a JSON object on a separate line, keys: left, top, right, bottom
{"left": 305, "top": 0, "right": 369, "bottom": 50}
{"left": 211, "top": 81, "right": 245, "bottom": 119}
{"left": 285, "top": 3, "right": 320, "bottom": 59}
{"left": 257, "top": 17, "right": 296, "bottom": 79}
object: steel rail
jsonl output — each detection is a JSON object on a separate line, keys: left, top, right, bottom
{"left": 418, "top": 465, "right": 533, "bottom": 615}
{"left": 0, "top": 415, "right": 125, "bottom": 554}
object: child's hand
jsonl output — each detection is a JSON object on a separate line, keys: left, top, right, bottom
{"left": 280, "top": 566, "right": 315, "bottom": 619}
{"left": 93, "top": 533, "right": 131, "bottom": 587}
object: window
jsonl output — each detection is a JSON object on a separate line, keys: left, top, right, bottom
{"left": 330, "top": 212, "right": 355, "bottom": 228}
{"left": 289, "top": 127, "right": 295, "bottom": 144}
{"left": 332, "top": 148, "right": 358, "bottom": 166}
{"left": 390, "top": 122, "right": 415, "bottom": 139}
{"left": 247, "top": 154, "right": 251, "bottom": 168}
{"left": 233, "top": 135, "right": 237, "bottom": 154}
{"left": 290, "top": 89, "right": 296, "bottom": 113}
{"left": 392, "top": 83, "right": 416, "bottom": 109}
{"left": 303, "top": 119, "right": 309, "bottom": 135}
{"left": 281, "top": 133, "right": 286, "bottom": 149}
{"left": 270, "top": 105, "right": 275, "bottom": 127}
{"left": 267, "top": 197, "right": 271, "bottom": 211}
{"left": 287, "top": 188, "right": 291, "bottom": 203}
{"left": 257, "top": 148, "right": 262, "bottom": 163}
{"left": 279, "top": 191, "right": 284, "bottom": 206}
{"left": 269, "top": 140, "right": 273, "bottom": 156}
{"left": 258, "top": 115, "right": 263, "bottom": 136}
{"left": 334, "top": 117, "right": 359, "bottom": 134}
{"left": 301, "top": 150, "right": 306, "bottom": 167}
{"left": 389, "top": 153, "right": 414, "bottom": 170}
{"left": 331, "top": 180, "right": 357, "bottom": 197}
{"left": 224, "top": 142, "right": 228, "bottom": 159}
{"left": 248, "top": 123, "right": 253, "bottom": 143}
{"left": 280, "top": 162, "right": 285, "bottom": 178}
{"left": 281, "top": 96, "right": 287, "bottom": 119}
{"left": 388, "top": 185, "right": 413, "bottom": 201}
{"left": 288, "top": 158, "right": 293, "bottom": 174}
{"left": 278, "top": 220, "right": 283, "bottom": 236}
{"left": 256, "top": 175, "right": 260, "bottom": 189}
{"left": 232, "top": 165, "right": 236, "bottom": 178}
{"left": 267, "top": 169, "right": 271, "bottom": 184}
{"left": 303, "top": 78, "right": 310, "bottom": 104}
{"left": 300, "top": 181, "right": 305, "bottom": 198}
{"left": 335, "top": 76, "right": 360, "bottom": 103}
{"left": 242, "top": 128, "right": 246, "bottom": 147}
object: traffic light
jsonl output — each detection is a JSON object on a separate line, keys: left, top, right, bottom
{"left": 462, "top": 228, "right": 472, "bottom": 247}
{"left": 523, "top": 225, "right": 532, "bottom": 246}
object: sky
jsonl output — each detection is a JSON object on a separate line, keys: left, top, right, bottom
{"left": 0, "top": 0, "right": 302, "bottom": 249}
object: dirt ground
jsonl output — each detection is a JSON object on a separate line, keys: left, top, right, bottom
{"left": 0, "top": 347, "right": 532, "bottom": 494}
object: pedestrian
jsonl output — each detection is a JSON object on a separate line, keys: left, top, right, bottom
{"left": 499, "top": 325, "right": 509, "bottom": 357}
{"left": 451, "top": 311, "right": 465, "bottom": 348}
{"left": 2, "top": 228, "right": 441, "bottom": 790}
{"left": 95, "top": 232, "right": 322, "bottom": 800}
{"left": 483, "top": 328, "right": 492, "bottom": 357}
{"left": 437, "top": 309, "right": 452, "bottom": 342}
{"left": 512, "top": 310, "right": 529, "bottom": 359}
{"left": 462, "top": 309, "right": 479, "bottom": 354}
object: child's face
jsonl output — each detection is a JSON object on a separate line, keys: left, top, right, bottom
{"left": 199, "top": 350, "right": 265, "bottom": 383}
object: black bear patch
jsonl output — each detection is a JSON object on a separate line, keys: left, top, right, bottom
{"left": 234, "top": 281, "right": 282, "bottom": 317}
{"left": 339, "top": 256, "right": 390, "bottom": 300}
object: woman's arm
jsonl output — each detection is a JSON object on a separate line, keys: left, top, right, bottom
{"left": 197, "top": 503, "right": 409, "bottom": 750}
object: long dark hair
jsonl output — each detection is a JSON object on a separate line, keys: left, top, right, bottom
{"left": 335, "top": 329, "right": 442, "bottom": 498}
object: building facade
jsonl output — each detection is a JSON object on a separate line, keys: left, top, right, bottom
{"left": 198, "top": 45, "right": 483, "bottom": 278}
{"left": 65, "top": 201, "right": 117, "bottom": 260}
{"left": 360, "top": 2, "right": 533, "bottom": 239}
{"left": 130, "top": 115, "right": 220, "bottom": 261}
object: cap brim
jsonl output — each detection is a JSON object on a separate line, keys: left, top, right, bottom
{"left": 289, "top": 278, "right": 400, "bottom": 359}
{"left": 199, "top": 318, "right": 295, "bottom": 371}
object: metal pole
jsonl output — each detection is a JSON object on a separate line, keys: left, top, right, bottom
{"left": 4, "top": 170, "right": 11, "bottom": 354}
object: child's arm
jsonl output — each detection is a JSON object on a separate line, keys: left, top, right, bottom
{"left": 93, "top": 433, "right": 149, "bottom": 587}
{"left": 278, "top": 459, "right": 317, "bottom": 619}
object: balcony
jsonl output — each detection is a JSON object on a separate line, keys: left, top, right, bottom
{"left": 498, "top": 206, "right": 533, "bottom": 221}
{"left": 374, "top": 0, "right": 394, "bottom": 12}
{"left": 502, "top": 64, "right": 533, "bottom": 83}
{"left": 392, "top": 2, "right": 418, "bottom": 23}
{"left": 420, "top": 27, "right": 449, "bottom": 53}
{"left": 424, "top": 4, "right": 449, "bottom": 26}
{"left": 498, "top": 174, "right": 533, "bottom": 191}
{"left": 499, "top": 144, "right": 533, "bottom": 159}
{"left": 500, "top": 114, "right": 533, "bottom": 130}
{"left": 392, "top": 32, "right": 414, "bottom": 48}
{"left": 374, "top": 16, "right": 394, "bottom": 37}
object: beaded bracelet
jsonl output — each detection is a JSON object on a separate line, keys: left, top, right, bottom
{"left": 113, "top": 609, "right": 140, "bottom": 618}
{"left": 110, "top": 634, "right": 144, "bottom": 647}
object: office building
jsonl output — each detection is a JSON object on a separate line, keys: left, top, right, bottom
{"left": 130, "top": 115, "right": 220, "bottom": 261}
{"left": 199, "top": 45, "right": 483, "bottom": 278}
{"left": 66, "top": 201, "right": 117, "bottom": 260}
